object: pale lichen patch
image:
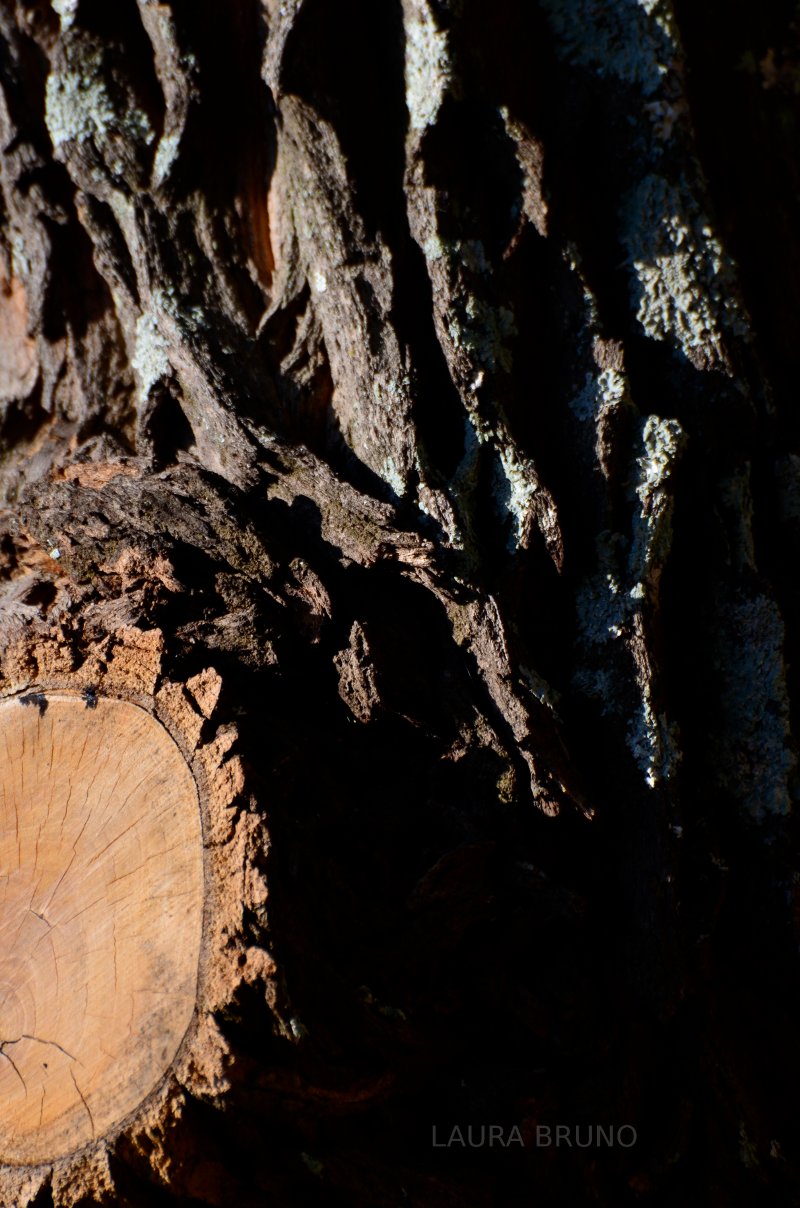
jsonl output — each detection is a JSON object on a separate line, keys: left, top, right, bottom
{"left": 404, "top": 0, "right": 451, "bottom": 133}
{"left": 51, "top": 0, "right": 78, "bottom": 29}
{"left": 627, "top": 416, "right": 684, "bottom": 783}
{"left": 131, "top": 310, "right": 171, "bottom": 399}
{"left": 152, "top": 130, "right": 181, "bottom": 188}
{"left": 539, "top": 0, "right": 679, "bottom": 97}
{"left": 622, "top": 175, "right": 747, "bottom": 368}
{"left": 711, "top": 593, "right": 795, "bottom": 820}
{"left": 575, "top": 565, "right": 626, "bottom": 650}
{"left": 380, "top": 455, "right": 407, "bottom": 498}
{"left": 496, "top": 445, "right": 540, "bottom": 550}
{"left": 45, "top": 40, "right": 154, "bottom": 160}
{"left": 569, "top": 367, "right": 628, "bottom": 422}
{"left": 628, "top": 694, "right": 681, "bottom": 789}
{"left": 422, "top": 233, "right": 445, "bottom": 261}
{"left": 446, "top": 294, "right": 516, "bottom": 374}
{"left": 575, "top": 416, "right": 685, "bottom": 788}
{"left": 628, "top": 414, "right": 686, "bottom": 586}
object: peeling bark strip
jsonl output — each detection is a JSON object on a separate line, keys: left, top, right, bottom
{"left": 1, "top": 0, "right": 800, "bottom": 1203}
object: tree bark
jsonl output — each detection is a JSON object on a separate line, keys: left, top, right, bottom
{"left": 1, "top": 1, "right": 799, "bottom": 1204}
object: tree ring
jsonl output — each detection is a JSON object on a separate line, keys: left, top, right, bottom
{"left": 0, "top": 692, "right": 204, "bottom": 1166}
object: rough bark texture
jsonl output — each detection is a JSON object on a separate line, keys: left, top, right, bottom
{"left": 1, "top": 0, "right": 799, "bottom": 1204}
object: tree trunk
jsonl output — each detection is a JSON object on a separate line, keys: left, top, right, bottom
{"left": 1, "top": 1, "right": 798, "bottom": 1204}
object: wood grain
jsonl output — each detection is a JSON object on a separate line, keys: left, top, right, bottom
{"left": 0, "top": 693, "right": 203, "bottom": 1166}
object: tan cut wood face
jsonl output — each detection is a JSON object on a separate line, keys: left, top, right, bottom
{"left": 0, "top": 693, "right": 204, "bottom": 1166}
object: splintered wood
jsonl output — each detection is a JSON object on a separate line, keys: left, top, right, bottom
{"left": 0, "top": 693, "right": 203, "bottom": 1166}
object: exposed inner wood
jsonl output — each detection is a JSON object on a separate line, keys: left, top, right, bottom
{"left": 0, "top": 693, "right": 203, "bottom": 1167}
